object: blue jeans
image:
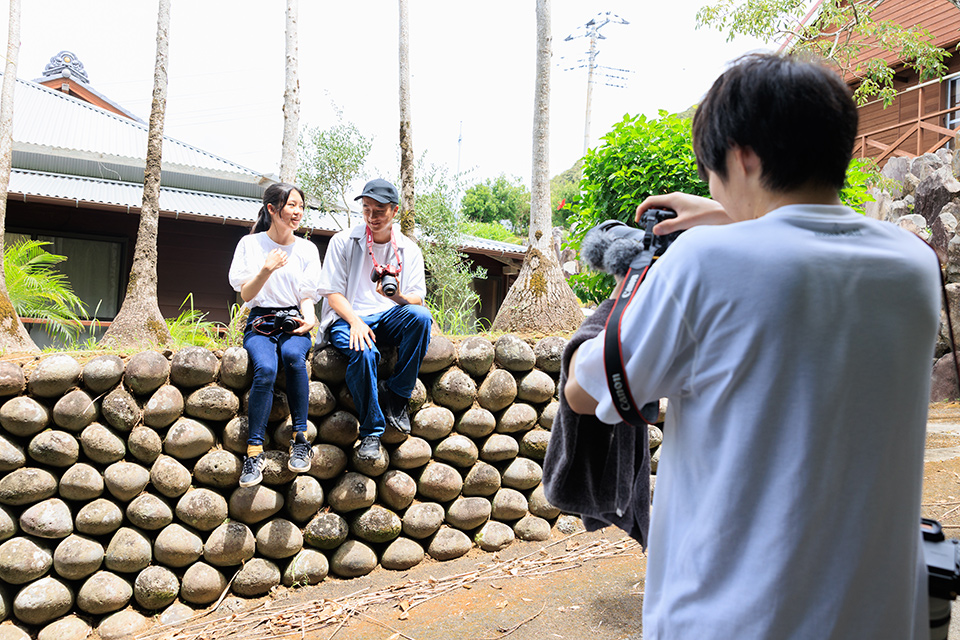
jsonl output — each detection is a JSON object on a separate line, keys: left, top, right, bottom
{"left": 243, "top": 310, "right": 312, "bottom": 446}
{"left": 329, "top": 304, "right": 432, "bottom": 437}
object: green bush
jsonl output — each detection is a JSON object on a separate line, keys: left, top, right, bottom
{"left": 461, "top": 221, "right": 525, "bottom": 245}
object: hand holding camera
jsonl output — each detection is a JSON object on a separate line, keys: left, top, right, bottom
{"left": 371, "top": 265, "right": 401, "bottom": 297}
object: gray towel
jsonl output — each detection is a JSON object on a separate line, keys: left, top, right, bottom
{"left": 541, "top": 298, "right": 651, "bottom": 548}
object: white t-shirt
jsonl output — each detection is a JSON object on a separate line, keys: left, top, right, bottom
{"left": 228, "top": 232, "right": 322, "bottom": 310}
{"left": 576, "top": 205, "right": 940, "bottom": 639}
{"left": 351, "top": 240, "right": 402, "bottom": 317}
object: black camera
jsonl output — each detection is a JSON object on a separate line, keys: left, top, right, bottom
{"left": 273, "top": 310, "right": 300, "bottom": 333}
{"left": 581, "top": 208, "right": 682, "bottom": 277}
{"left": 923, "top": 518, "right": 960, "bottom": 639}
{"left": 639, "top": 208, "right": 683, "bottom": 257}
{"left": 371, "top": 266, "right": 400, "bottom": 297}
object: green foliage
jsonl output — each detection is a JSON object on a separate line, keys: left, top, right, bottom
{"left": 4, "top": 239, "right": 87, "bottom": 343}
{"left": 551, "top": 160, "right": 582, "bottom": 228}
{"left": 460, "top": 174, "right": 531, "bottom": 235}
{"left": 297, "top": 112, "right": 371, "bottom": 225}
{"left": 696, "top": 0, "right": 949, "bottom": 105}
{"left": 165, "top": 294, "right": 224, "bottom": 349}
{"left": 460, "top": 221, "right": 525, "bottom": 245}
{"left": 566, "top": 111, "right": 709, "bottom": 303}
{"left": 415, "top": 160, "right": 488, "bottom": 335}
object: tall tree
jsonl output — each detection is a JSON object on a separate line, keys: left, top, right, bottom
{"left": 398, "top": 0, "right": 415, "bottom": 239}
{"left": 0, "top": 0, "right": 37, "bottom": 353}
{"left": 100, "top": 0, "right": 173, "bottom": 349}
{"left": 491, "top": 0, "right": 583, "bottom": 334}
{"left": 279, "top": 0, "right": 299, "bottom": 183}
{"left": 297, "top": 117, "right": 371, "bottom": 228}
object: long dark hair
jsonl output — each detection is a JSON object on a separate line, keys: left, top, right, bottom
{"left": 252, "top": 183, "right": 306, "bottom": 234}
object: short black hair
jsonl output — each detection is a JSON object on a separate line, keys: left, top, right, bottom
{"left": 692, "top": 53, "right": 858, "bottom": 193}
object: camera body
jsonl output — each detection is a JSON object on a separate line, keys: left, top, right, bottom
{"left": 371, "top": 266, "right": 400, "bottom": 297}
{"left": 923, "top": 518, "right": 960, "bottom": 639}
{"left": 273, "top": 310, "right": 300, "bottom": 334}
{"left": 639, "top": 208, "right": 683, "bottom": 256}
{"left": 581, "top": 208, "right": 683, "bottom": 277}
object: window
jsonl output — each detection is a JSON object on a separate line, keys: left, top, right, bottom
{"left": 946, "top": 75, "right": 960, "bottom": 143}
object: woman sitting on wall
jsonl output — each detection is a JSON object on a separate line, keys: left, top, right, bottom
{"left": 228, "top": 182, "right": 321, "bottom": 487}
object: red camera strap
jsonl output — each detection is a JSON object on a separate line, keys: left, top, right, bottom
{"left": 365, "top": 226, "right": 403, "bottom": 276}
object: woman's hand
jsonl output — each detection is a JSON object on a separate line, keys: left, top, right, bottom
{"left": 263, "top": 248, "right": 288, "bottom": 273}
{"left": 636, "top": 193, "right": 733, "bottom": 235}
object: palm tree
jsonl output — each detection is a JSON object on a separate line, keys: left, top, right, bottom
{"left": 279, "top": 0, "right": 300, "bottom": 183}
{"left": 491, "top": 0, "right": 583, "bottom": 333}
{"left": 99, "top": 0, "right": 173, "bottom": 348}
{"left": 398, "top": 0, "right": 416, "bottom": 239}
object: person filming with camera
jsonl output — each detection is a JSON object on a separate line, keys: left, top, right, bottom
{"left": 562, "top": 53, "right": 942, "bottom": 638}
{"left": 228, "top": 182, "right": 321, "bottom": 487}
{"left": 316, "top": 178, "right": 432, "bottom": 461}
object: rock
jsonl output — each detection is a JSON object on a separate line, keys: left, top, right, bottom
{"left": 28, "top": 354, "right": 81, "bottom": 398}
{"left": 0, "top": 363, "right": 24, "bottom": 397}
{"left": 229, "top": 485, "right": 284, "bottom": 524}
{"left": 76, "top": 571, "right": 131, "bottom": 614}
{"left": 97, "top": 609, "right": 149, "bottom": 640}
{"left": 281, "top": 549, "right": 328, "bottom": 586}
{"left": 409, "top": 405, "right": 454, "bottom": 441}
{"left": 455, "top": 406, "right": 496, "bottom": 438}
{"left": 434, "top": 434, "right": 479, "bottom": 467}
{"left": 0, "top": 396, "right": 49, "bottom": 437}
{"left": 203, "top": 521, "right": 256, "bottom": 566}
{"left": 445, "top": 497, "right": 492, "bottom": 530}
{"left": 307, "top": 380, "right": 336, "bottom": 418}
{"left": 285, "top": 476, "right": 324, "bottom": 522}
{"left": 477, "top": 369, "right": 517, "bottom": 412}
{"left": 932, "top": 353, "right": 960, "bottom": 402}
{"left": 417, "top": 462, "right": 463, "bottom": 502}
{"left": 37, "top": 616, "right": 91, "bottom": 640}
{"left": 539, "top": 401, "right": 558, "bottom": 429}
{"left": 519, "top": 429, "right": 550, "bottom": 460}
{"left": 53, "top": 534, "right": 103, "bottom": 580}
{"left": 389, "top": 436, "right": 432, "bottom": 470}
{"left": 193, "top": 449, "right": 242, "bottom": 488}
{"left": 255, "top": 519, "right": 303, "bottom": 559}
{"left": 163, "top": 417, "right": 216, "bottom": 459}
{"left": 480, "top": 434, "right": 519, "bottom": 462}
{"left": 327, "top": 472, "right": 376, "bottom": 512}
{"left": 0, "top": 624, "right": 29, "bottom": 640}
{"left": 12, "top": 576, "right": 72, "bottom": 625}
{"left": 272, "top": 419, "right": 318, "bottom": 449}
{"left": 329, "top": 540, "right": 377, "bottom": 577}
{"left": 261, "top": 450, "right": 297, "bottom": 485}
{"left": 528, "top": 485, "right": 561, "bottom": 519}
{"left": 180, "top": 562, "right": 227, "bottom": 605}
{"left": 134, "top": 565, "right": 179, "bottom": 609}
{"left": 128, "top": 426, "right": 163, "bottom": 464}
{"left": 420, "top": 335, "right": 456, "bottom": 373}
{"left": 0, "top": 537, "right": 52, "bottom": 583}
{"left": 0, "top": 468, "right": 57, "bottom": 506}
{"left": 378, "top": 470, "right": 416, "bottom": 511}
{"left": 79, "top": 423, "right": 126, "bottom": 464}
{"left": 311, "top": 347, "right": 348, "bottom": 384}
{"left": 303, "top": 512, "right": 348, "bottom": 550}
{"left": 496, "top": 403, "right": 537, "bottom": 434}
{"left": 125, "top": 493, "right": 173, "bottom": 530}
{"left": 220, "top": 346, "right": 252, "bottom": 390}
{"left": 170, "top": 346, "right": 220, "bottom": 388}
{"left": 158, "top": 602, "right": 194, "bottom": 626}
{"left": 0, "top": 435, "right": 24, "bottom": 473}
{"left": 124, "top": 351, "right": 170, "bottom": 396}
{"left": 153, "top": 523, "right": 204, "bottom": 568}
{"left": 534, "top": 336, "right": 566, "bottom": 373}
{"left": 28, "top": 430, "right": 79, "bottom": 467}
{"left": 475, "top": 520, "right": 515, "bottom": 551}
{"left": 427, "top": 527, "right": 472, "bottom": 561}
{"left": 101, "top": 386, "right": 141, "bottom": 432}
{"left": 649, "top": 425, "right": 663, "bottom": 448}
{"left": 350, "top": 505, "right": 401, "bottom": 544}
{"left": 81, "top": 355, "right": 124, "bottom": 394}
{"left": 306, "top": 444, "right": 347, "bottom": 480}
{"left": 103, "top": 461, "right": 150, "bottom": 501}
{"left": 0, "top": 507, "right": 14, "bottom": 542}
{"left": 491, "top": 488, "right": 528, "bottom": 520}
{"left": 52, "top": 389, "right": 97, "bottom": 432}
{"left": 150, "top": 455, "right": 192, "bottom": 498}
{"left": 514, "top": 515, "right": 552, "bottom": 541}
{"left": 516, "top": 370, "right": 556, "bottom": 403}
{"left": 242, "top": 388, "right": 290, "bottom": 422}
{"left": 317, "top": 410, "right": 359, "bottom": 446}
{"left": 74, "top": 499, "right": 123, "bottom": 536}
{"left": 20, "top": 498, "right": 73, "bottom": 538}
{"left": 458, "top": 336, "right": 495, "bottom": 377}
{"left": 232, "top": 558, "right": 280, "bottom": 597}
{"left": 410, "top": 378, "right": 427, "bottom": 412}
{"left": 462, "top": 461, "right": 501, "bottom": 497}
{"left": 104, "top": 527, "right": 152, "bottom": 573}
{"left": 501, "top": 457, "right": 543, "bottom": 490}
{"left": 402, "top": 502, "right": 445, "bottom": 539}
{"left": 222, "top": 415, "right": 262, "bottom": 454}
{"left": 380, "top": 537, "right": 424, "bottom": 571}
{"left": 184, "top": 386, "right": 239, "bottom": 422}
{"left": 915, "top": 166, "right": 960, "bottom": 226}
{"left": 494, "top": 335, "right": 536, "bottom": 372}
{"left": 431, "top": 368, "right": 476, "bottom": 411}
{"left": 143, "top": 385, "right": 184, "bottom": 428}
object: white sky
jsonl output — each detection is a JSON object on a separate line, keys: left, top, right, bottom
{"left": 0, "top": 0, "right": 769, "bottom": 193}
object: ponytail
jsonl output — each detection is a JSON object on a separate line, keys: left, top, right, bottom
{"left": 251, "top": 205, "right": 271, "bottom": 234}
{"left": 250, "top": 182, "right": 306, "bottom": 234}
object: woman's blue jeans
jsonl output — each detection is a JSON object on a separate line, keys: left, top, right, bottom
{"left": 243, "top": 316, "right": 312, "bottom": 447}
{"left": 328, "top": 304, "right": 432, "bottom": 438}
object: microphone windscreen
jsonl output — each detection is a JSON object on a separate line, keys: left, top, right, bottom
{"left": 603, "top": 238, "right": 643, "bottom": 277}
{"left": 581, "top": 226, "right": 609, "bottom": 272}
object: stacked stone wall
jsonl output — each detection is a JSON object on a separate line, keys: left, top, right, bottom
{"left": 0, "top": 333, "right": 664, "bottom": 638}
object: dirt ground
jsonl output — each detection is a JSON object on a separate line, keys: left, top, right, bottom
{"left": 129, "top": 403, "right": 960, "bottom": 640}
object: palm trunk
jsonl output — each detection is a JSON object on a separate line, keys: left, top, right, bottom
{"left": 279, "top": 0, "right": 300, "bottom": 183}
{"left": 398, "top": 0, "right": 416, "bottom": 239}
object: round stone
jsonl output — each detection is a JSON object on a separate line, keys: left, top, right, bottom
{"left": 0, "top": 434, "right": 25, "bottom": 473}
{"left": 27, "top": 354, "right": 81, "bottom": 398}
{"left": 272, "top": 419, "right": 318, "bottom": 450}
{"left": 514, "top": 515, "right": 552, "bottom": 541}
{"left": 303, "top": 512, "right": 348, "bottom": 550}
{"left": 285, "top": 476, "right": 324, "bottom": 522}
{"left": 123, "top": 351, "right": 170, "bottom": 396}
{"left": 380, "top": 537, "right": 425, "bottom": 571}
{"left": 0, "top": 396, "right": 49, "bottom": 437}
{"left": 378, "top": 470, "right": 416, "bottom": 511}
{"left": 20, "top": 498, "right": 73, "bottom": 538}
{"left": 475, "top": 521, "right": 515, "bottom": 551}
{"left": 0, "top": 468, "right": 57, "bottom": 506}
{"left": 74, "top": 499, "right": 123, "bottom": 536}
{"left": 534, "top": 336, "right": 566, "bottom": 373}
{"left": 28, "top": 431, "right": 79, "bottom": 467}
{"left": 103, "top": 461, "right": 150, "bottom": 501}
{"left": 220, "top": 346, "right": 252, "bottom": 390}
{"left": 128, "top": 426, "right": 163, "bottom": 464}
{"left": 37, "top": 616, "right": 92, "bottom": 640}
{"left": 480, "top": 434, "right": 519, "bottom": 462}
{"left": 193, "top": 449, "right": 242, "bottom": 488}
{"left": 170, "top": 346, "right": 220, "bottom": 388}
{"left": 229, "top": 485, "right": 284, "bottom": 525}
{"left": 153, "top": 523, "right": 203, "bottom": 568}
{"left": 150, "top": 455, "right": 192, "bottom": 498}
{"left": 477, "top": 369, "right": 518, "bottom": 412}
{"left": 97, "top": 610, "right": 149, "bottom": 640}
{"left": 76, "top": 571, "right": 132, "bottom": 615}
{"left": 261, "top": 450, "right": 297, "bottom": 486}
{"left": 222, "top": 416, "right": 265, "bottom": 454}
{"left": 462, "top": 460, "right": 502, "bottom": 497}
{"left": 101, "top": 386, "right": 141, "bottom": 432}
{"left": 411, "top": 405, "right": 455, "bottom": 440}
{"left": 491, "top": 488, "right": 529, "bottom": 520}
{"left": 417, "top": 461, "right": 463, "bottom": 502}
{"left": 180, "top": 562, "right": 227, "bottom": 605}
{"left": 0, "top": 506, "right": 15, "bottom": 542}
{"left": 317, "top": 411, "right": 359, "bottom": 446}
{"left": 329, "top": 540, "right": 377, "bottom": 577}
{"left": 402, "top": 502, "right": 445, "bottom": 539}
{"left": 307, "top": 381, "right": 336, "bottom": 418}
{"left": 519, "top": 429, "right": 550, "bottom": 459}
{"left": 134, "top": 565, "right": 179, "bottom": 610}
{"left": 311, "top": 347, "right": 348, "bottom": 384}
{"left": 455, "top": 406, "right": 497, "bottom": 438}
{"left": 494, "top": 335, "right": 536, "bottom": 372}
{"left": 427, "top": 527, "right": 472, "bottom": 561}
{"left": 232, "top": 558, "right": 280, "bottom": 597}
{"left": 539, "top": 401, "right": 559, "bottom": 429}
{"left": 281, "top": 549, "right": 328, "bottom": 586}
{"left": 255, "top": 518, "right": 304, "bottom": 560}
{"left": 52, "top": 389, "right": 97, "bottom": 432}
{"left": 434, "top": 434, "right": 479, "bottom": 467}
{"left": 81, "top": 354, "right": 124, "bottom": 394}
{"left": 517, "top": 370, "right": 556, "bottom": 403}
{"left": 157, "top": 602, "right": 194, "bottom": 626}
{"left": 104, "top": 527, "right": 152, "bottom": 573}
{"left": 419, "top": 335, "right": 456, "bottom": 373}
{"left": 430, "top": 368, "right": 477, "bottom": 411}
{"left": 184, "top": 386, "right": 239, "bottom": 422}
{"left": 53, "top": 535, "right": 103, "bottom": 580}
{"left": 0, "top": 537, "right": 52, "bottom": 583}
{"left": 142, "top": 384, "right": 184, "bottom": 429}
{"left": 458, "top": 336, "right": 496, "bottom": 377}
{"left": 173, "top": 488, "right": 228, "bottom": 532}
{"left": 389, "top": 436, "right": 432, "bottom": 470}
{"left": 327, "top": 472, "right": 376, "bottom": 512}
{"left": 204, "top": 521, "right": 255, "bottom": 566}
{"left": 12, "top": 577, "right": 72, "bottom": 625}
{"left": 445, "top": 497, "right": 492, "bottom": 530}
{"left": 0, "top": 362, "right": 25, "bottom": 397}
{"left": 163, "top": 417, "right": 216, "bottom": 460}
{"left": 528, "top": 484, "right": 561, "bottom": 519}
{"left": 501, "top": 457, "right": 543, "bottom": 490}
{"left": 126, "top": 493, "right": 174, "bottom": 530}
{"left": 496, "top": 403, "right": 538, "bottom": 434}
{"left": 79, "top": 423, "right": 125, "bottom": 464}
{"left": 350, "top": 505, "right": 401, "bottom": 544}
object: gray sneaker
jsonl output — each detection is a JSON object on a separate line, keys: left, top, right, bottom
{"left": 288, "top": 438, "right": 314, "bottom": 473}
{"left": 356, "top": 435, "right": 381, "bottom": 461}
{"left": 239, "top": 453, "right": 264, "bottom": 487}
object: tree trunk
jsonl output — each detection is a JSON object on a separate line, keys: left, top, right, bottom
{"left": 0, "top": 0, "right": 37, "bottom": 353}
{"left": 279, "top": 0, "right": 300, "bottom": 183}
{"left": 491, "top": 0, "right": 582, "bottom": 334}
{"left": 398, "top": 0, "right": 416, "bottom": 240}
{"left": 99, "top": 0, "right": 173, "bottom": 349}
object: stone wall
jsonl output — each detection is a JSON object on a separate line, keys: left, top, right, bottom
{"left": 0, "top": 334, "right": 662, "bottom": 639}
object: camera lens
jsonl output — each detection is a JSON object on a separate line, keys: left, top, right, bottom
{"left": 381, "top": 275, "right": 398, "bottom": 296}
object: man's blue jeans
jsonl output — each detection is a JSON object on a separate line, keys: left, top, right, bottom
{"left": 328, "top": 304, "right": 432, "bottom": 437}
{"left": 243, "top": 315, "right": 312, "bottom": 446}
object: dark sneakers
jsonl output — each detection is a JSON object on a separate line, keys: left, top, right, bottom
{"left": 239, "top": 453, "right": 265, "bottom": 488}
{"left": 357, "top": 435, "right": 382, "bottom": 460}
{"left": 288, "top": 439, "right": 314, "bottom": 473}
{"left": 379, "top": 381, "right": 411, "bottom": 434}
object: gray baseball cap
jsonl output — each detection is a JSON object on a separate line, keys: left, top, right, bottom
{"left": 354, "top": 179, "right": 399, "bottom": 204}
